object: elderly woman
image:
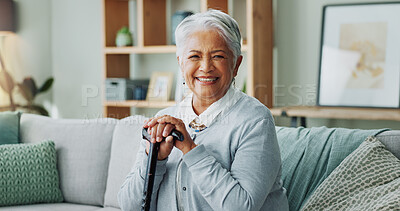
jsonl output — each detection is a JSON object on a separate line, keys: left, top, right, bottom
{"left": 118, "top": 9, "right": 288, "bottom": 211}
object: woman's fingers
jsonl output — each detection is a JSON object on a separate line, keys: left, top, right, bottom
{"left": 158, "top": 136, "right": 174, "bottom": 160}
{"left": 146, "top": 116, "right": 165, "bottom": 128}
{"left": 149, "top": 122, "right": 174, "bottom": 143}
{"left": 156, "top": 115, "right": 196, "bottom": 155}
{"left": 150, "top": 126, "right": 157, "bottom": 143}
{"left": 157, "top": 115, "right": 185, "bottom": 130}
{"left": 156, "top": 123, "right": 166, "bottom": 142}
{"left": 143, "top": 117, "right": 154, "bottom": 128}
{"left": 163, "top": 124, "right": 175, "bottom": 137}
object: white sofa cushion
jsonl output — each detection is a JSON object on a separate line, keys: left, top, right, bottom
{"left": 20, "top": 114, "right": 117, "bottom": 206}
{"left": 104, "top": 115, "right": 147, "bottom": 209}
{"left": 0, "top": 203, "right": 100, "bottom": 211}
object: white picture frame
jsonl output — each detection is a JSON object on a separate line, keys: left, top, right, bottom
{"left": 317, "top": 3, "right": 400, "bottom": 108}
{"left": 146, "top": 72, "right": 174, "bottom": 101}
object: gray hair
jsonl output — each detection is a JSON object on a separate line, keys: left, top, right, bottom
{"left": 175, "top": 9, "right": 242, "bottom": 61}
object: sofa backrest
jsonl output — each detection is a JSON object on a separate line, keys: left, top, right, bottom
{"left": 376, "top": 130, "right": 400, "bottom": 159}
{"left": 19, "top": 113, "right": 400, "bottom": 210}
{"left": 103, "top": 115, "right": 147, "bottom": 209}
{"left": 20, "top": 114, "right": 117, "bottom": 207}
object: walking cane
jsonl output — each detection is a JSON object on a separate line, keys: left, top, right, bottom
{"left": 141, "top": 127, "right": 184, "bottom": 211}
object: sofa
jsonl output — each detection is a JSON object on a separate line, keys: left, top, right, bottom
{"left": 0, "top": 113, "right": 399, "bottom": 211}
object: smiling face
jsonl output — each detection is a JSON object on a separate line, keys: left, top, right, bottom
{"left": 178, "top": 29, "right": 242, "bottom": 112}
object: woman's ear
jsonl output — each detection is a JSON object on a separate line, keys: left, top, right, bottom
{"left": 177, "top": 56, "right": 185, "bottom": 76}
{"left": 177, "top": 56, "right": 183, "bottom": 69}
{"left": 233, "top": 55, "right": 243, "bottom": 77}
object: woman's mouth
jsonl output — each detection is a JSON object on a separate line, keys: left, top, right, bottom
{"left": 196, "top": 77, "right": 218, "bottom": 82}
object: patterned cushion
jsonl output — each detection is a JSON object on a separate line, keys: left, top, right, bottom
{"left": 0, "top": 140, "right": 63, "bottom": 206}
{"left": 301, "top": 136, "right": 400, "bottom": 210}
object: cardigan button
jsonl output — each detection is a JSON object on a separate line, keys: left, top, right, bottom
{"left": 182, "top": 187, "right": 187, "bottom": 191}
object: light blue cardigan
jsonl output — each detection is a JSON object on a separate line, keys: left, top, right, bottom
{"left": 118, "top": 91, "right": 289, "bottom": 211}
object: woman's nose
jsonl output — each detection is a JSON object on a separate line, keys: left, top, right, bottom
{"left": 199, "top": 58, "right": 214, "bottom": 73}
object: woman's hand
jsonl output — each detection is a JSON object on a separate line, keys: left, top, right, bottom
{"left": 143, "top": 115, "right": 196, "bottom": 160}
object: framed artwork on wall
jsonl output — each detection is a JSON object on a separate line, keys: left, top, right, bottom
{"left": 146, "top": 72, "right": 174, "bottom": 102}
{"left": 317, "top": 2, "right": 400, "bottom": 108}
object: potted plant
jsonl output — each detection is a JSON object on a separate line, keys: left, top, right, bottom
{"left": 0, "top": 69, "right": 54, "bottom": 116}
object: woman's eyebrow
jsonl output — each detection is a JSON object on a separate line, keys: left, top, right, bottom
{"left": 188, "top": 49, "right": 227, "bottom": 54}
{"left": 211, "top": 50, "right": 227, "bottom": 54}
{"left": 189, "top": 50, "right": 202, "bottom": 53}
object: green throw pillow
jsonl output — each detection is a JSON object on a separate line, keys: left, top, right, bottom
{"left": 0, "top": 140, "right": 64, "bottom": 206}
{"left": 0, "top": 111, "right": 21, "bottom": 145}
{"left": 301, "top": 136, "right": 400, "bottom": 210}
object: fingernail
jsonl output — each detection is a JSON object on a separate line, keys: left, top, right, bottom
{"left": 163, "top": 131, "right": 167, "bottom": 137}
{"left": 151, "top": 138, "right": 155, "bottom": 142}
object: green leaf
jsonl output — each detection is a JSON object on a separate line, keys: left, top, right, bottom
{"left": 0, "top": 69, "right": 15, "bottom": 94}
{"left": 28, "top": 104, "right": 49, "bottom": 116}
{"left": 117, "top": 26, "right": 131, "bottom": 34}
{"left": 38, "top": 78, "right": 54, "bottom": 93}
{"left": 17, "top": 83, "right": 34, "bottom": 102}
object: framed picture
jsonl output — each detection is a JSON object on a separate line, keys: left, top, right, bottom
{"left": 146, "top": 72, "right": 174, "bottom": 101}
{"left": 317, "top": 2, "right": 400, "bottom": 108}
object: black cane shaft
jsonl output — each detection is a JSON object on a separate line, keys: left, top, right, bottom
{"left": 141, "top": 141, "right": 160, "bottom": 211}
{"left": 140, "top": 127, "right": 184, "bottom": 211}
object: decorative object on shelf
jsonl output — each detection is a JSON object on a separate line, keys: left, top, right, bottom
{"left": 105, "top": 78, "right": 149, "bottom": 101}
{"left": 147, "top": 72, "right": 174, "bottom": 102}
{"left": 115, "top": 26, "right": 133, "bottom": 47}
{"left": 133, "top": 80, "right": 149, "bottom": 100}
{"left": 317, "top": 2, "right": 400, "bottom": 108}
{"left": 171, "top": 11, "right": 193, "bottom": 44}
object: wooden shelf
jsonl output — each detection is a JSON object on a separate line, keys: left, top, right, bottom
{"left": 104, "top": 44, "right": 248, "bottom": 54}
{"left": 273, "top": 106, "right": 400, "bottom": 121}
{"left": 104, "top": 100, "right": 177, "bottom": 108}
{"left": 102, "top": 0, "right": 273, "bottom": 118}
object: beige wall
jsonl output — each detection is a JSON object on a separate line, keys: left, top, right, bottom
{"left": 51, "top": 0, "right": 102, "bottom": 119}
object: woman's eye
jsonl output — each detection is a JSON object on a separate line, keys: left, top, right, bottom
{"left": 189, "top": 55, "right": 200, "bottom": 59}
{"left": 213, "top": 55, "right": 225, "bottom": 59}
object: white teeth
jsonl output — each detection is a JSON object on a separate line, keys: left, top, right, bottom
{"left": 197, "top": 77, "right": 217, "bottom": 82}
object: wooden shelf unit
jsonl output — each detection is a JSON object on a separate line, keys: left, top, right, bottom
{"left": 102, "top": 0, "right": 273, "bottom": 118}
{"left": 271, "top": 106, "right": 400, "bottom": 127}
